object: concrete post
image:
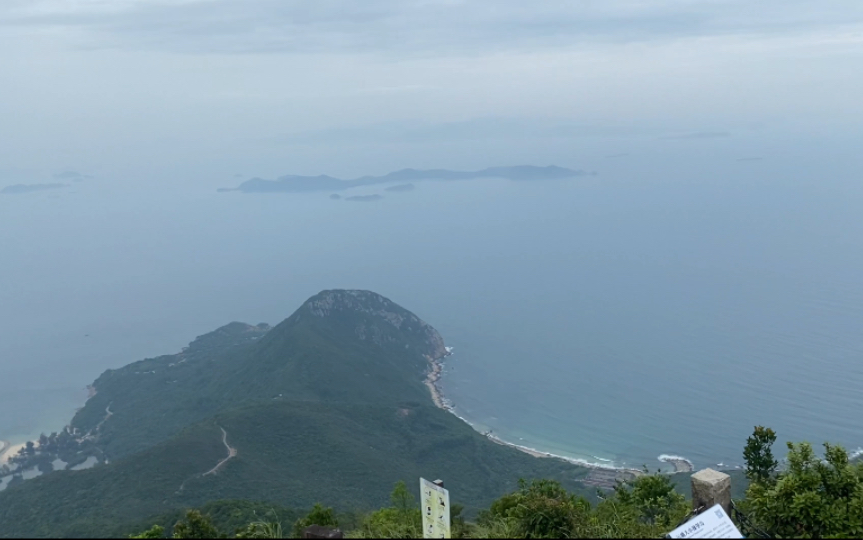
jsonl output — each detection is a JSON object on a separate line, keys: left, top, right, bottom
{"left": 691, "top": 468, "right": 732, "bottom": 516}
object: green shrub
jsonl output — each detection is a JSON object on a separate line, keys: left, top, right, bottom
{"left": 744, "top": 435, "right": 863, "bottom": 538}
{"left": 291, "top": 503, "right": 339, "bottom": 538}
{"left": 172, "top": 510, "right": 223, "bottom": 539}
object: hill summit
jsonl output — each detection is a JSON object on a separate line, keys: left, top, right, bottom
{"left": 296, "top": 289, "right": 447, "bottom": 359}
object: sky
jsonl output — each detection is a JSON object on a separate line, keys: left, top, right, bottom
{"left": 1, "top": 0, "right": 862, "bottom": 185}
{"left": 2, "top": 0, "right": 863, "bottom": 460}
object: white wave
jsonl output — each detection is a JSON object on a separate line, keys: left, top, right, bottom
{"left": 498, "top": 441, "right": 631, "bottom": 471}
{"left": 443, "top": 402, "right": 639, "bottom": 472}
{"left": 658, "top": 454, "right": 694, "bottom": 467}
{"left": 453, "top": 413, "right": 476, "bottom": 428}
{"left": 849, "top": 447, "right": 863, "bottom": 460}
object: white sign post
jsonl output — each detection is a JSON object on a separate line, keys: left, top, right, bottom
{"left": 667, "top": 504, "right": 744, "bottom": 539}
{"left": 420, "top": 478, "right": 451, "bottom": 539}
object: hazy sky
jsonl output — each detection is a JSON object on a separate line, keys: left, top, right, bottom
{"left": 1, "top": 0, "right": 862, "bottom": 183}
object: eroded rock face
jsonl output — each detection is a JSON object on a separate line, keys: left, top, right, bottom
{"left": 305, "top": 290, "right": 447, "bottom": 359}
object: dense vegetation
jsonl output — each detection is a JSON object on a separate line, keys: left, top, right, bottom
{"left": 737, "top": 427, "right": 863, "bottom": 538}
{"left": 0, "top": 400, "right": 598, "bottom": 537}
{"left": 122, "top": 429, "right": 863, "bottom": 539}
{"left": 0, "top": 291, "right": 593, "bottom": 537}
{"left": 126, "top": 473, "right": 689, "bottom": 539}
{"left": 69, "top": 290, "right": 444, "bottom": 461}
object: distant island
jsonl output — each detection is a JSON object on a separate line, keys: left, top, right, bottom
{"left": 385, "top": 183, "right": 415, "bottom": 192}
{"left": 345, "top": 194, "right": 383, "bottom": 202}
{"left": 218, "top": 165, "right": 590, "bottom": 194}
{"left": 1, "top": 183, "right": 67, "bottom": 195}
{"left": 53, "top": 171, "right": 90, "bottom": 181}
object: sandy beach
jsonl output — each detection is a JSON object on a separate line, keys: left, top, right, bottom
{"left": 424, "top": 352, "right": 692, "bottom": 480}
{"left": 487, "top": 433, "right": 646, "bottom": 478}
{"left": 0, "top": 442, "right": 26, "bottom": 466}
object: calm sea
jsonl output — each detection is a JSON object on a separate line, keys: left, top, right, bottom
{"left": 3, "top": 133, "right": 863, "bottom": 471}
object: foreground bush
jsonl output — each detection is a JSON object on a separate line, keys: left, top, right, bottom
{"left": 130, "top": 428, "right": 863, "bottom": 538}
{"left": 742, "top": 427, "right": 863, "bottom": 538}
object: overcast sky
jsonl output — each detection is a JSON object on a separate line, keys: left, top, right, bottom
{"left": 1, "top": 0, "right": 862, "bottom": 183}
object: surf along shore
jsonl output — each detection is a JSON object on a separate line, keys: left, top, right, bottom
{"left": 424, "top": 350, "right": 693, "bottom": 487}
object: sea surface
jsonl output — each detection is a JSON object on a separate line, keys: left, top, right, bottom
{"left": 2, "top": 132, "right": 863, "bottom": 472}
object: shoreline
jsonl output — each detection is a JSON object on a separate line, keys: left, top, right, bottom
{"left": 0, "top": 442, "right": 27, "bottom": 467}
{"left": 423, "top": 353, "right": 447, "bottom": 409}
{"left": 2, "top": 385, "right": 95, "bottom": 470}
{"left": 424, "top": 350, "right": 691, "bottom": 476}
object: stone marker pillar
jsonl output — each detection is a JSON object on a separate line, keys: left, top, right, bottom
{"left": 691, "top": 468, "right": 732, "bottom": 516}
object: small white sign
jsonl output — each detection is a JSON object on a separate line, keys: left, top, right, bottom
{"left": 667, "top": 504, "right": 743, "bottom": 539}
{"left": 420, "top": 478, "right": 451, "bottom": 539}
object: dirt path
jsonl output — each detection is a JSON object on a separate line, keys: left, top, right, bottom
{"left": 82, "top": 403, "right": 113, "bottom": 442}
{"left": 176, "top": 426, "right": 237, "bottom": 493}
{"left": 203, "top": 426, "right": 236, "bottom": 476}
{"left": 96, "top": 403, "right": 113, "bottom": 431}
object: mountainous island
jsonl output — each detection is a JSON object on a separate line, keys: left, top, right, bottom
{"left": 1, "top": 183, "right": 67, "bottom": 195}
{"left": 0, "top": 290, "right": 604, "bottom": 537}
{"left": 385, "top": 183, "right": 416, "bottom": 192}
{"left": 218, "top": 165, "right": 589, "bottom": 194}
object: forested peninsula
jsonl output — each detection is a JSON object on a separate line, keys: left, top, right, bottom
{"left": 1, "top": 290, "right": 859, "bottom": 539}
